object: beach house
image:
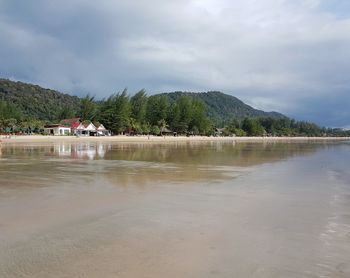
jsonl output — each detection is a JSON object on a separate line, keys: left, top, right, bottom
{"left": 45, "top": 118, "right": 110, "bottom": 136}
{"left": 60, "top": 118, "right": 81, "bottom": 134}
{"left": 75, "top": 121, "right": 97, "bottom": 136}
{"left": 95, "top": 123, "right": 110, "bottom": 136}
{"left": 44, "top": 124, "right": 71, "bottom": 135}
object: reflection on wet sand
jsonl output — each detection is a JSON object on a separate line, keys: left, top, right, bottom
{"left": 0, "top": 140, "right": 327, "bottom": 162}
{"left": 0, "top": 141, "right": 350, "bottom": 278}
{"left": 0, "top": 141, "right": 325, "bottom": 189}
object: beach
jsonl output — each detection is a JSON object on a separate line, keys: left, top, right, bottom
{"left": 1, "top": 140, "right": 350, "bottom": 277}
{"left": 1, "top": 134, "right": 349, "bottom": 145}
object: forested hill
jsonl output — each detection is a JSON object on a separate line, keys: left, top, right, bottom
{"left": 159, "top": 91, "right": 286, "bottom": 124}
{"left": 0, "top": 79, "right": 286, "bottom": 124}
{"left": 0, "top": 79, "right": 80, "bottom": 121}
{"left": 1, "top": 79, "right": 349, "bottom": 137}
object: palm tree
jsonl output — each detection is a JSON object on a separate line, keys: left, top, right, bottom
{"left": 79, "top": 94, "right": 96, "bottom": 121}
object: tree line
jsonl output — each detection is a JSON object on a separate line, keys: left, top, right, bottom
{"left": 1, "top": 89, "right": 350, "bottom": 137}
{"left": 82, "top": 89, "right": 212, "bottom": 135}
{"left": 224, "top": 117, "right": 350, "bottom": 137}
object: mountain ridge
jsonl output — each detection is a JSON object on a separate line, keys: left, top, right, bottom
{"left": 0, "top": 78, "right": 80, "bottom": 121}
{"left": 0, "top": 79, "right": 286, "bottom": 124}
{"left": 158, "top": 91, "right": 286, "bottom": 125}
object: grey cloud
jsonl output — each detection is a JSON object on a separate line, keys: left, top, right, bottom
{"left": 0, "top": 0, "right": 349, "bottom": 126}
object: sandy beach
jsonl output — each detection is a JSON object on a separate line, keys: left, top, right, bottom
{"left": 1, "top": 140, "right": 350, "bottom": 277}
{"left": 1, "top": 135, "right": 349, "bottom": 145}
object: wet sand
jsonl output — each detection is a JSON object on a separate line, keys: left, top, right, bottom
{"left": 0, "top": 141, "right": 350, "bottom": 277}
{"left": 1, "top": 134, "right": 349, "bottom": 145}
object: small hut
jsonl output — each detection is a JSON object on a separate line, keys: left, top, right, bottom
{"left": 160, "top": 127, "right": 175, "bottom": 136}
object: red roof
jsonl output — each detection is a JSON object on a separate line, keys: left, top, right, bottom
{"left": 60, "top": 118, "right": 81, "bottom": 128}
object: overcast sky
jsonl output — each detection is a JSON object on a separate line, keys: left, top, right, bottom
{"left": 1, "top": 0, "right": 349, "bottom": 127}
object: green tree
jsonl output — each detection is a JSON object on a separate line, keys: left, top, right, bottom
{"left": 233, "top": 128, "right": 247, "bottom": 136}
{"left": 146, "top": 95, "right": 169, "bottom": 126}
{"left": 178, "top": 96, "right": 192, "bottom": 132}
{"left": 142, "top": 123, "right": 151, "bottom": 135}
{"left": 168, "top": 102, "right": 180, "bottom": 132}
{"left": 0, "top": 100, "right": 22, "bottom": 120}
{"left": 79, "top": 94, "right": 96, "bottom": 121}
{"left": 189, "top": 99, "right": 211, "bottom": 134}
{"left": 170, "top": 96, "right": 193, "bottom": 134}
{"left": 57, "top": 107, "right": 76, "bottom": 121}
{"left": 242, "top": 118, "right": 265, "bottom": 136}
{"left": 151, "top": 125, "right": 160, "bottom": 135}
{"left": 99, "top": 89, "right": 131, "bottom": 134}
{"left": 130, "top": 89, "right": 148, "bottom": 125}
{"left": 2, "top": 118, "right": 18, "bottom": 133}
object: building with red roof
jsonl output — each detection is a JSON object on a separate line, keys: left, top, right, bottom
{"left": 45, "top": 118, "right": 110, "bottom": 136}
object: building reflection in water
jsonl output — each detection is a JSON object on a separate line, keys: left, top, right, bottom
{"left": 54, "top": 143, "right": 111, "bottom": 160}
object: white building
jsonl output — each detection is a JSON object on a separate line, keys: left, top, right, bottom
{"left": 45, "top": 119, "right": 110, "bottom": 137}
{"left": 44, "top": 124, "right": 71, "bottom": 136}
{"left": 75, "top": 122, "right": 97, "bottom": 136}
{"left": 96, "top": 123, "right": 110, "bottom": 136}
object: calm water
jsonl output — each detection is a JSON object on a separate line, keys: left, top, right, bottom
{"left": 1, "top": 141, "right": 350, "bottom": 277}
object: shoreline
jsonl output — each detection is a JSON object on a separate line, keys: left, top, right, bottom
{"left": 1, "top": 135, "right": 349, "bottom": 145}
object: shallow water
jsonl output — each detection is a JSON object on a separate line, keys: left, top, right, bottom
{"left": 0, "top": 141, "right": 350, "bottom": 277}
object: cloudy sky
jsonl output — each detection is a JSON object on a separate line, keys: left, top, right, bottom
{"left": 1, "top": 0, "right": 349, "bottom": 127}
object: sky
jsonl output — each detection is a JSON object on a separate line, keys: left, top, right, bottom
{"left": 0, "top": 0, "right": 349, "bottom": 127}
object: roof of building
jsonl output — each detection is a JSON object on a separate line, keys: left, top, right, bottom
{"left": 81, "top": 120, "right": 94, "bottom": 128}
{"left": 94, "top": 122, "right": 106, "bottom": 130}
{"left": 60, "top": 118, "right": 81, "bottom": 128}
{"left": 44, "top": 124, "right": 70, "bottom": 128}
{"left": 160, "top": 127, "right": 173, "bottom": 133}
{"left": 93, "top": 122, "right": 102, "bottom": 128}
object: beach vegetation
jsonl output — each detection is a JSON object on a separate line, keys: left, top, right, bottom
{"left": 1, "top": 79, "right": 350, "bottom": 137}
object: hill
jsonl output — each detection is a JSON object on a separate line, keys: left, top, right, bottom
{"left": 0, "top": 79, "right": 80, "bottom": 121}
{"left": 158, "top": 91, "right": 286, "bottom": 125}
{"left": 1, "top": 79, "right": 348, "bottom": 137}
{"left": 0, "top": 80, "right": 286, "bottom": 125}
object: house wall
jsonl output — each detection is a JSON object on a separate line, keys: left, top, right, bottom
{"left": 76, "top": 129, "right": 92, "bottom": 136}
{"left": 44, "top": 127, "right": 71, "bottom": 136}
{"left": 60, "top": 127, "right": 71, "bottom": 135}
{"left": 75, "top": 123, "right": 98, "bottom": 136}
